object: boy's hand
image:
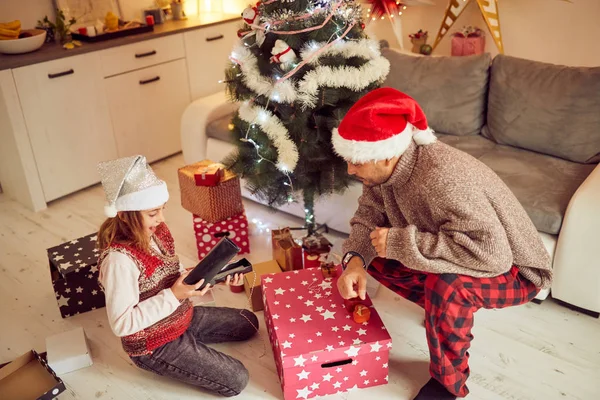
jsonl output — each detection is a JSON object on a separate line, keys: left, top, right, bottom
{"left": 171, "top": 271, "right": 211, "bottom": 300}
{"left": 225, "top": 273, "right": 243, "bottom": 286}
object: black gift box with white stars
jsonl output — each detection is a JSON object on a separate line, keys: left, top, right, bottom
{"left": 47, "top": 233, "right": 105, "bottom": 318}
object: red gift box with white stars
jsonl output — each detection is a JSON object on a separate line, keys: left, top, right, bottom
{"left": 262, "top": 266, "right": 392, "bottom": 399}
{"left": 192, "top": 210, "right": 250, "bottom": 260}
{"left": 47, "top": 233, "right": 105, "bottom": 319}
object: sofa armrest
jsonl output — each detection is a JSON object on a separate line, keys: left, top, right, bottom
{"left": 180, "top": 91, "right": 239, "bottom": 165}
{"left": 552, "top": 162, "right": 600, "bottom": 312}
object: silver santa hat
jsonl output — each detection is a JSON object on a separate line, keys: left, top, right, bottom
{"left": 97, "top": 155, "right": 169, "bottom": 218}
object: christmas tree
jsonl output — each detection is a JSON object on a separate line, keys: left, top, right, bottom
{"left": 223, "top": 0, "right": 390, "bottom": 234}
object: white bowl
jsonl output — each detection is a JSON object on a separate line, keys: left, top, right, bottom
{"left": 0, "top": 29, "right": 47, "bottom": 55}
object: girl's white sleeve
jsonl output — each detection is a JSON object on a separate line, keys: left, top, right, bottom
{"left": 99, "top": 251, "right": 182, "bottom": 337}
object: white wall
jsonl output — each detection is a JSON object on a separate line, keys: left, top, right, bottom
{"left": 0, "top": 0, "right": 55, "bottom": 29}
{"left": 365, "top": 0, "right": 600, "bottom": 67}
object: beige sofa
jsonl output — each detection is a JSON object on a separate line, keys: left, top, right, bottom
{"left": 181, "top": 48, "right": 600, "bottom": 316}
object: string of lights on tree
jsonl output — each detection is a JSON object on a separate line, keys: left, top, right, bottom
{"left": 219, "top": 0, "right": 390, "bottom": 233}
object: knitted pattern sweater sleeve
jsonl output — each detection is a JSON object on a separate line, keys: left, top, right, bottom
{"left": 343, "top": 141, "right": 552, "bottom": 289}
{"left": 386, "top": 176, "right": 513, "bottom": 275}
{"left": 99, "top": 250, "right": 181, "bottom": 337}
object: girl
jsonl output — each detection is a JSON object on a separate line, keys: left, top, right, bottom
{"left": 97, "top": 155, "right": 258, "bottom": 397}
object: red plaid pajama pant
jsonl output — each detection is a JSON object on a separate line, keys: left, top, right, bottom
{"left": 369, "top": 258, "right": 539, "bottom": 397}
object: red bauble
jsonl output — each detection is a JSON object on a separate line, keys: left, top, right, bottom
{"left": 366, "top": 0, "right": 402, "bottom": 19}
{"left": 361, "top": 22, "right": 366, "bottom": 30}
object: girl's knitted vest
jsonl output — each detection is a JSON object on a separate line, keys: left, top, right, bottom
{"left": 99, "top": 223, "right": 193, "bottom": 356}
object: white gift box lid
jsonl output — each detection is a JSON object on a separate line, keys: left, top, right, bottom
{"left": 46, "top": 327, "right": 93, "bottom": 375}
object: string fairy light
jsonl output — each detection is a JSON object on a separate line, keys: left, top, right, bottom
{"left": 223, "top": 0, "right": 371, "bottom": 207}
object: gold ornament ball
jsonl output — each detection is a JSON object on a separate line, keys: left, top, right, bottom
{"left": 228, "top": 123, "right": 235, "bottom": 130}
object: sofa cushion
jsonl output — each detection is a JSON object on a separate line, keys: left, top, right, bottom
{"left": 478, "top": 145, "right": 596, "bottom": 235}
{"left": 381, "top": 48, "right": 491, "bottom": 136}
{"left": 437, "top": 133, "right": 595, "bottom": 235}
{"left": 483, "top": 54, "right": 600, "bottom": 164}
{"left": 206, "top": 113, "right": 236, "bottom": 143}
{"left": 436, "top": 132, "right": 496, "bottom": 159}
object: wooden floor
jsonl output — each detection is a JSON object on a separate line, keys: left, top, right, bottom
{"left": 1, "top": 154, "right": 599, "bottom": 400}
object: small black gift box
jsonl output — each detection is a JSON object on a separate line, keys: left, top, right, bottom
{"left": 0, "top": 350, "right": 66, "bottom": 400}
{"left": 47, "top": 233, "right": 105, "bottom": 318}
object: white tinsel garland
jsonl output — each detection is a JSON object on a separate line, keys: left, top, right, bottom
{"left": 231, "top": 38, "right": 390, "bottom": 108}
{"left": 238, "top": 102, "right": 299, "bottom": 172}
{"left": 232, "top": 45, "right": 297, "bottom": 102}
{"left": 300, "top": 38, "right": 382, "bottom": 64}
{"left": 297, "top": 56, "right": 390, "bottom": 107}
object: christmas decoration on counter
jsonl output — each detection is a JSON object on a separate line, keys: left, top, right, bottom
{"left": 223, "top": 0, "right": 391, "bottom": 235}
{"left": 409, "top": 29, "right": 428, "bottom": 53}
{"left": 451, "top": 25, "right": 485, "bottom": 56}
{"left": 37, "top": 9, "right": 77, "bottom": 44}
{"left": 272, "top": 228, "right": 303, "bottom": 272}
{"left": 192, "top": 211, "right": 250, "bottom": 260}
{"left": 178, "top": 160, "right": 243, "bottom": 222}
{"left": 262, "top": 266, "right": 392, "bottom": 399}
{"left": 47, "top": 233, "right": 105, "bottom": 318}
{"left": 432, "top": 0, "right": 501, "bottom": 53}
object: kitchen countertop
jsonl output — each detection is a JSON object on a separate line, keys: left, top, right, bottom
{"left": 0, "top": 13, "right": 240, "bottom": 71}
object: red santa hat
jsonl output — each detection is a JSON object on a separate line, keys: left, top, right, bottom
{"left": 332, "top": 87, "right": 437, "bottom": 163}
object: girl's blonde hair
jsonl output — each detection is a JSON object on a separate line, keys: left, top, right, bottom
{"left": 98, "top": 211, "right": 151, "bottom": 253}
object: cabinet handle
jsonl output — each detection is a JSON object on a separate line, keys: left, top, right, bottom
{"left": 135, "top": 50, "right": 157, "bottom": 58}
{"left": 48, "top": 69, "right": 74, "bottom": 79}
{"left": 206, "top": 34, "right": 224, "bottom": 42}
{"left": 139, "top": 76, "right": 160, "bottom": 85}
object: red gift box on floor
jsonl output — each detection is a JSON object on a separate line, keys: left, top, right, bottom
{"left": 193, "top": 211, "right": 250, "bottom": 260}
{"left": 262, "top": 266, "right": 392, "bottom": 399}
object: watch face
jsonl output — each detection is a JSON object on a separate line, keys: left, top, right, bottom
{"left": 343, "top": 253, "right": 352, "bottom": 265}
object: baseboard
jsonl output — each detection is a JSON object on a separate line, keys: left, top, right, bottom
{"left": 553, "top": 299, "right": 600, "bottom": 318}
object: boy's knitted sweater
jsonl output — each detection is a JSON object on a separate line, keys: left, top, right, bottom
{"left": 99, "top": 223, "right": 193, "bottom": 356}
{"left": 343, "top": 141, "right": 553, "bottom": 289}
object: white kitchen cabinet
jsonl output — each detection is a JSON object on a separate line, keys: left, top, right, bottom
{"left": 1, "top": 17, "right": 238, "bottom": 211}
{"left": 104, "top": 58, "right": 191, "bottom": 163}
{"left": 12, "top": 52, "right": 118, "bottom": 202}
{"left": 99, "top": 34, "right": 186, "bottom": 78}
{"left": 184, "top": 20, "right": 239, "bottom": 100}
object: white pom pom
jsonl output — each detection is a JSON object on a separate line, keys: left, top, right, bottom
{"left": 104, "top": 204, "right": 117, "bottom": 218}
{"left": 413, "top": 128, "right": 437, "bottom": 145}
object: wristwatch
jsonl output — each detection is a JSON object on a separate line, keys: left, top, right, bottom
{"left": 342, "top": 251, "right": 367, "bottom": 271}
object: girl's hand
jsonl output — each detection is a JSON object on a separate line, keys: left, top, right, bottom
{"left": 224, "top": 273, "right": 243, "bottom": 286}
{"left": 171, "top": 271, "right": 211, "bottom": 300}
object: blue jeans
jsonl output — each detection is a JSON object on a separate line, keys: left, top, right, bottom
{"left": 130, "top": 306, "right": 259, "bottom": 397}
